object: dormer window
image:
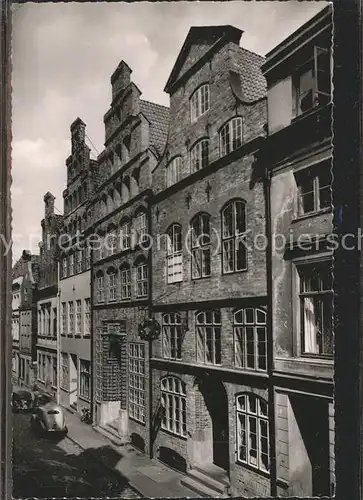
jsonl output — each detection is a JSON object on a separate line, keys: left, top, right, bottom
{"left": 190, "top": 84, "right": 210, "bottom": 122}
{"left": 292, "top": 46, "right": 331, "bottom": 117}
{"left": 190, "top": 139, "right": 209, "bottom": 173}
{"left": 166, "top": 157, "right": 182, "bottom": 188}
{"left": 220, "top": 117, "right": 243, "bottom": 157}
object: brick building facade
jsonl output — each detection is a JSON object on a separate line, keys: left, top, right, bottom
{"left": 12, "top": 251, "right": 39, "bottom": 388}
{"left": 90, "top": 60, "right": 168, "bottom": 448}
{"left": 149, "top": 26, "right": 270, "bottom": 497}
{"left": 36, "top": 192, "right": 63, "bottom": 399}
{"left": 257, "top": 6, "right": 334, "bottom": 497}
{"left": 59, "top": 118, "right": 98, "bottom": 412}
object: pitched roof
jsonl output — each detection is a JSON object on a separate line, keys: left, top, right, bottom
{"left": 235, "top": 47, "right": 266, "bottom": 102}
{"left": 140, "top": 100, "right": 169, "bottom": 157}
{"left": 164, "top": 25, "right": 243, "bottom": 93}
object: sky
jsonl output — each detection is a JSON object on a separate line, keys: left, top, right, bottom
{"left": 11, "top": 0, "right": 328, "bottom": 263}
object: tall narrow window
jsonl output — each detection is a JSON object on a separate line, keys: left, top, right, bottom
{"left": 292, "top": 46, "right": 331, "bottom": 117}
{"left": 298, "top": 261, "right": 333, "bottom": 356}
{"left": 234, "top": 308, "right": 267, "bottom": 371}
{"left": 220, "top": 117, "right": 243, "bottom": 157}
{"left": 68, "top": 301, "right": 74, "bottom": 334}
{"left": 61, "top": 302, "right": 67, "bottom": 335}
{"left": 236, "top": 394, "right": 269, "bottom": 473}
{"left": 76, "top": 300, "right": 82, "bottom": 335}
{"left": 121, "top": 266, "right": 131, "bottom": 300}
{"left": 120, "top": 221, "right": 131, "bottom": 250}
{"left": 109, "top": 272, "right": 117, "bottom": 302}
{"left": 85, "top": 244, "right": 91, "bottom": 269}
{"left": 76, "top": 250, "right": 82, "bottom": 273}
{"left": 162, "top": 313, "right": 183, "bottom": 360}
{"left": 161, "top": 376, "right": 187, "bottom": 437}
{"left": 80, "top": 359, "right": 91, "bottom": 400}
{"left": 129, "top": 343, "right": 145, "bottom": 423}
{"left": 190, "top": 139, "right": 209, "bottom": 173}
{"left": 222, "top": 199, "right": 247, "bottom": 273}
{"left": 52, "top": 307, "right": 57, "bottom": 338}
{"left": 69, "top": 254, "right": 74, "bottom": 276}
{"left": 135, "top": 213, "right": 147, "bottom": 245}
{"left": 61, "top": 353, "right": 68, "bottom": 389}
{"left": 109, "top": 230, "right": 118, "bottom": 255}
{"left": 84, "top": 298, "right": 90, "bottom": 336}
{"left": 97, "top": 275, "right": 105, "bottom": 303}
{"left": 52, "top": 357, "right": 57, "bottom": 387}
{"left": 196, "top": 310, "right": 221, "bottom": 365}
{"left": 166, "top": 157, "right": 182, "bottom": 188}
{"left": 190, "top": 84, "right": 210, "bottom": 122}
{"left": 136, "top": 263, "right": 148, "bottom": 298}
{"left": 191, "top": 213, "right": 211, "bottom": 279}
{"left": 62, "top": 257, "right": 68, "bottom": 278}
{"left": 166, "top": 224, "right": 183, "bottom": 283}
{"left": 295, "top": 161, "right": 332, "bottom": 216}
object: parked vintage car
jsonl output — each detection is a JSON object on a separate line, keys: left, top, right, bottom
{"left": 11, "top": 390, "right": 34, "bottom": 412}
{"left": 30, "top": 402, "right": 68, "bottom": 436}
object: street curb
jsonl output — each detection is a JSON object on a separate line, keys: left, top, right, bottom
{"left": 65, "top": 432, "right": 145, "bottom": 497}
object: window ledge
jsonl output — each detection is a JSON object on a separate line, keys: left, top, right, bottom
{"left": 291, "top": 207, "right": 332, "bottom": 224}
{"left": 129, "top": 416, "right": 146, "bottom": 426}
{"left": 160, "top": 427, "right": 187, "bottom": 441}
{"left": 235, "top": 460, "right": 270, "bottom": 479}
{"left": 79, "top": 395, "right": 91, "bottom": 404}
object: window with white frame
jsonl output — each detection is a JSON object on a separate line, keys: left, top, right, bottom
{"left": 236, "top": 394, "right": 269, "bottom": 473}
{"left": 166, "top": 157, "right": 182, "bottom": 188}
{"left": 295, "top": 161, "right": 332, "bottom": 216}
{"left": 69, "top": 253, "right": 74, "bottom": 276}
{"left": 76, "top": 300, "right": 82, "bottom": 335}
{"left": 76, "top": 250, "right": 82, "bottom": 273}
{"left": 292, "top": 46, "right": 331, "bottom": 117}
{"left": 99, "top": 235, "right": 106, "bottom": 260}
{"left": 234, "top": 308, "right": 267, "bottom": 371}
{"left": 62, "top": 257, "right": 68, "bottom": 278}
{"left": 222, "top": 199, "right": 247, "bottom": 274}
{"left": 161, "top": 376, "right": 187, "bottom": 437}
{"left": 136, "top": 263, "right": 148, "bottom": 298}
{"left": 84, "top": 298, "right": 90, "bottom": 335}
{"left": 121, "top": 267, "right": 131, "bottom": 299}
{"left": 61, "top": 302, "right": 67, "bottom": 335}
{"left": 162, "top": 312, "right": 183, "bottom": 360}
{"left": 97, "top": 275, "right": 105, "bottom": 303}
{"left": 190, "top": 84, "right": 210, "bottom": 122}
{"left": 80, "top": 359, "right": 91, "bottom": 399}
{"left": 129, "top": 343, "right": 145, "bottom": 423}
{"left": 220, "top": 117, "right": 243, "bottom": 157}
{"left": 191, "top": 213, "right": 211, "bottom": 279}
{"left": 120, "top": 222, "right": 131, "bottom": 250}
{"left": 109, "top": 271, "right": 117, "bottom": 301}
{"left": 68, "top": 301, "right": 74, "bottom": 334}
{"left": 196, "top": 310, "right": 221, "bottom": 365}
{"left": 61, "top": 352, "right": 68, "bottom": 389}
{"left": 298, "top": 260, "right": 333, "bottom": 356}
{"left": 190, "top": 139, "right": 209, "bottom": 173}
{"left": 85, "top": 244, "right": 91, "bottom": 269}
{"left": 166, "top": 224, "right": 183, "bottom": 283}
{"left": 109, "top": 230, "right": 118, "bottom": 255}
{"left": 135, "top": 213, "right": 147, "bottom": 245}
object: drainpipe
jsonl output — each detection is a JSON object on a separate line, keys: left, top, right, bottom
{"left": 264, "top": 165, "right": 278, "bottom": 497}
{"left": 56, "top": 259, "right": 61, "bottom": 405}
{"left": 147, "top": 192, "right": 154, "bottom": 459}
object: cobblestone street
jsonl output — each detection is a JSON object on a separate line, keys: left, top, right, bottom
{"left": 13, "top": 411, "right": 140, "bottom": 498}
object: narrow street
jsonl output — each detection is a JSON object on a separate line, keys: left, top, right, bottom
{"left": 12, "top": 411, "right": 140, "bottom": 498}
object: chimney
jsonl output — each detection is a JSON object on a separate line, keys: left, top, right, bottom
{"left": 44, "top": 192, "right": 55, "bottom": 217}
{"left": 21, "top": 250, "right": 35, "bottom": 284}
{"left": 111, "top": 60, "right": 132, "bottom": 101}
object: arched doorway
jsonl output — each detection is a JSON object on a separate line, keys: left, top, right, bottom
{"left": 193, "top": 375, "right": 229, "bottom": 472}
